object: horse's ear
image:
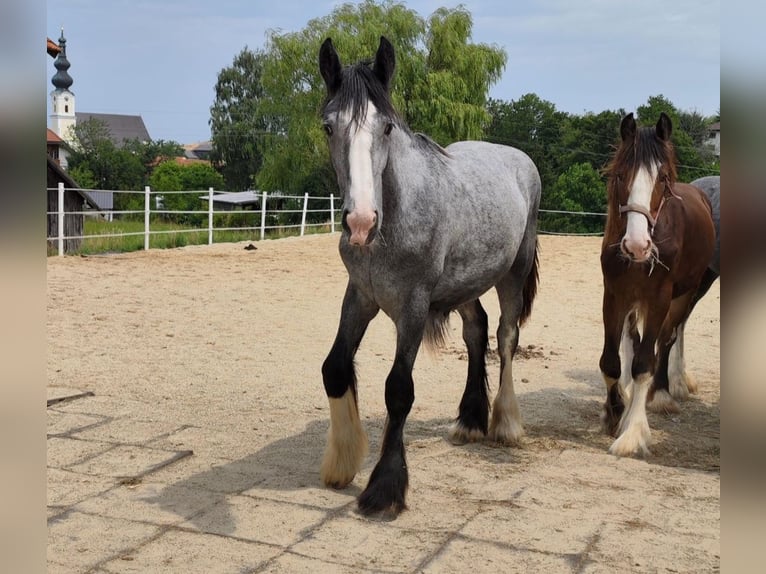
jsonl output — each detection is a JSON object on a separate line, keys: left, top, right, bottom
{"left": 319, "top": 38, "right": 342, "bottom": 95}
{"left": 620, "top": 113, "right": 636, "bottom": 142}
{"left": 656, "top": 112, "right": 673, "bottom": 141}
{"left": 373, "top": 36, "right": 396, "bottom": 91}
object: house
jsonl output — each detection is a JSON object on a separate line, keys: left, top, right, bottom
{"left": 76, "top": 112, "right": 151, "bottom": 147}
{"left": 47, "top": 128, "right": 70, "bottom": 169}
{"left": 47, "top": 156, "right": 101, "bottom": 254}
{"left": 199, "top": 191, "right": 262, "bottom": 211}
{"left": 706, "top": 122, "right": 720, "bottom": 157}
{"left": 183, "top": 141, "right": 213, "bottom": 161}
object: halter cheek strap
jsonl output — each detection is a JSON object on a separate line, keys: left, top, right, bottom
{"left": 619, "top": 178, "right": 682, "bottom": 236}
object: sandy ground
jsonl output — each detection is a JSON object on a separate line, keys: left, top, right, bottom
{"left": 47, "top": 233, "right": 720, "bottom": 573}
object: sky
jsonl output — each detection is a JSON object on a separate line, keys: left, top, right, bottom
{"left": 46, "top": 0, "right": 720, "bottom": 145}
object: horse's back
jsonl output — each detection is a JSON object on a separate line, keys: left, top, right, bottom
{"left": 690, "top": 176, "right": 720, "bottom": 274}
{"left": 444, "top": 140, "right": 541, "bottom": 205}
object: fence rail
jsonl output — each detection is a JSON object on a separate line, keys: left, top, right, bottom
{"left": 46, "top": 184, "right": 607, "bottom": 256}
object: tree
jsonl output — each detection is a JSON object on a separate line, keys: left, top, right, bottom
{"left": 636, "top": 94, "right": 715, "bottom": 181}
{"left": 485, "top": 94, "right": 569, "bottom": 204}
{"left": 543, "top": 162, "right": 607, "bottom": 233}
{"left": 209, "top": 48, "right": 270, "bottom": 192}
{"left": 66, "top": 118, "right": 184, "bottom": 216}
{"left": 226, "top": 0, "right": 506, "bottom": 194}
{"left": 149, "top": 161, "right": 225, "bottom": 225}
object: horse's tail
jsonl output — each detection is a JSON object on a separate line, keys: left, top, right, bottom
{"left": 423, "top": 310, "right": 450, "bottom": 351}
{"left": 519, "top": 239, "right": 539, "bottom": 327}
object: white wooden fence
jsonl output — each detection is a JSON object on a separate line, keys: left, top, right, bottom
{"left": 47, "top": 183, "right": 609, "bottom": 256}
{"left": 46, "top": 184, "right": 342, "bottom": 256}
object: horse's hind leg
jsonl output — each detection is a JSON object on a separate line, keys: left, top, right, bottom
{"left": 648, "top": 292, "right": 696, "bottom": 413}
{"left": 321, "top": 283, "right": 379, "bottom": 489}
{"left": 488, "top": 272, "right": 527, "bottom": 445}
{"left": 668, "top": 267, "right": 719, "bottom": 399}
{"left": 449, "top": 300, "right": 490, "bottom": 445}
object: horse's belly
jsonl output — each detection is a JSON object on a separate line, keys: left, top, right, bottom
{"left": 431, "top": 251, "right": 514, "bottom": 309}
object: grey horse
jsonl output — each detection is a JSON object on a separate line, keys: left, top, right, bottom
{"left": 662, "top": 175, "right": 720, "bottom": 402}
{"left": 318, "top": 36, "right": 541, "bottom": 516}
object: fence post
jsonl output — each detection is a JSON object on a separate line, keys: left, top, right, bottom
{"left": 260, "top": 192, "right": 267, "bottom": 240}
{"left": 144, "top": 186, "right": 151, "bottom": 250}
{"left": 57, "top": 182, "right": 65, "bottom": 256}
{"left": 330, "top": 194, "right": 335, "bottom": 233}
{"left": 208, "top": 187, "right": 214, "bottom": 245}
{"left": 301, "top": 192, "right": 309, "bottom": 236}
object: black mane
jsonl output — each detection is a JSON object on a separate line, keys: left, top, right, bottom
{"left": 322, "top": 61, "right": 401, "bottom": 127}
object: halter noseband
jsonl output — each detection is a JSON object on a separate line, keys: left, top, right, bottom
{"left": 619, "top": 175, "right": 681, "bottom": 236}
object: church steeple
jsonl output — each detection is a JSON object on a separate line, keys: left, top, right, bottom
{"left": 50, "top": 28, "right": 77, "bottom": 153}
{"left": 51, "top": 29, "right": 73, "bottom": 92}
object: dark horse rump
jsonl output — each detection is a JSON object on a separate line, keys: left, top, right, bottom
{"left": 599, "top": 112, "right": 715, "bottom": 457}
{"left": 318, "top": 37, "right": 541, "bottom": 517}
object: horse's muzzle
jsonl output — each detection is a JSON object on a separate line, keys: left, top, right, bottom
{"left": 342, "top": 209, "right": 378, "bottom": 246}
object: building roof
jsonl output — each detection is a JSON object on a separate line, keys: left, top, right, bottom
{"left": 200, "top": 191, "right": 262, "bottom": 206}
{"left": 47, "top": 128, "right": 64, "bottom": 144}
{"left": 76, "top": 112, "right": 151, "bottom": 146}
{"left": 709, "top": 122, "right": 720, "bottom": 131}
{"left": 47, "top": 156, "right": 108, "bottom": 209}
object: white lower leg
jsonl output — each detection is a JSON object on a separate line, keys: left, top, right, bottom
{"left": 609, "top": 374, "right": 652, "bottom": 457}
{"left": 488, "top": 357, "right": 523, "bottom": 445}
{"left": 320, "top": 388, "right": 368, "bottom": 488}
{"left": 668, "top": 329, "right": 697, "bottom": 397}
{"left": 618, "top": 317, "right": 635, "bottom": 400}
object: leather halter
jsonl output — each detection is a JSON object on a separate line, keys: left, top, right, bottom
{"left": 618, "top": 176, "right": 680, "bottom": 236}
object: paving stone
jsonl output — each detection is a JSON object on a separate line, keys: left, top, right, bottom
{"left": 47, "top": 467, "right": 116, "bottom": 508}
{"left": 66, "top": 444, "right": 188, "bottom": 479}
{"left": 47, "top": 437, "right": 115, "bottom": 469}
{"left": 47, "top": 410, "right": 107, "bottom": 436}
{"left": 99, "top": 529, "right": 282, "bottom": 574}
{"left": 72, "top": 481, "right": 221, "bottom": 526}
{"left": 290, "top": 515, "right": 450, "bottom": 573}
{"left": 72, "top": 417, "right": 186, "bottom": 444}
{"left": 264, "top": 551, "right": 380, "bottom": 573}
{"left": 421, "top": 536, "right": 574, "bottom": 573}
{"left": 179, "top": 495, "right": 327, "bottom": 546}
{"left": 47, "top": 512, "right": 159, "bottom": 572}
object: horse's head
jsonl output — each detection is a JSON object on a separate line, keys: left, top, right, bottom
{"left": 607, "top": 112, "right": 678, "bottom": 263}
{"left": 319, "top": 36, "right": 399, "bottom": 247}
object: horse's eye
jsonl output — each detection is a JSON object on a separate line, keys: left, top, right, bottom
{"left": 384, "top": 123, "right": 394, "bottom": 136}
{"left": 323, "top": 123, "right": 333, "bottom": 136}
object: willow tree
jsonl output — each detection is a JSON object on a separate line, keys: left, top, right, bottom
{"left": 254, "top": 0, "right": 507, "bottom": 194}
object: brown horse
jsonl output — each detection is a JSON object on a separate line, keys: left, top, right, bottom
{"left": 600, "top": 112, "right": 715, "bottom": 456}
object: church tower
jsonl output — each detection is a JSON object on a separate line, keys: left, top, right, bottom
{"left": 50, "top": 29, "right": 76, "bottom": 147}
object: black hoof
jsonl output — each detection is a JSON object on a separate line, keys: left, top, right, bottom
{"left": 357, "top": 457, "right": 408, "bottom": 518}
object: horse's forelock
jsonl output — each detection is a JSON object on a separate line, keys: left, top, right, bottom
{"left": 323, "top": 62, "right": 400, "bottom": 128}
{"left": 607, "top": 126, "right": 677, "bottom": 185}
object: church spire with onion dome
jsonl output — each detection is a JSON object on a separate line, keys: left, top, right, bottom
{"left": 50, "top": 28, "right": 77, "bottom": 146}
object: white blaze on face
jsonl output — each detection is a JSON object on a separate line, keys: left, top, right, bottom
{"left": 622, "top": 163, "right": 658, "bottom": 261}
{"left": 344, "top": 103, "right": 378, "bottom": 246}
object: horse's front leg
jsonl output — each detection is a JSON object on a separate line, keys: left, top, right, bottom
{"left": 600, "top": 291, "right": 629, "bottom": 436}
{"left": 321, "top": 282, "right": 379, "bottom": 489}
{"left": 610, "top": 288, "right": 672, "bottom": 457}
{"left": 357, "top": 294, "right": 428, "bottom": 517}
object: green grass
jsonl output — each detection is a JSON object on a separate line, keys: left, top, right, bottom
{"left": 51, "top": 217, "right": 336, "bottom": 256}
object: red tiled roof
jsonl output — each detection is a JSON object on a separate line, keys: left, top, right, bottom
{"left": 47, "top": 128, "right": 64, "bottom": 144}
